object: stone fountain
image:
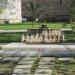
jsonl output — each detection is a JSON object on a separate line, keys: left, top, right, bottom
{"left": 22, "top": 25, "right": 64, "bottom": 44}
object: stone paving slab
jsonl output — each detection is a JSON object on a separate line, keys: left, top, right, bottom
{"left": 18, "top": 61, "right": 34, "bottom": 65}
{"left": 39, "top": 61, "right": 55, "bottom": 65}
{"left": 35, "top": 74, "right": 51, "bottom": 75}
{"left": 0, "top": 57, "right": 3, "bottom": 60}
{"left": 22, "top": 57, "right": 36, "bottom": 60}
{"left": 38, "top": 65, "right": 50, "bottom": 69}
{"left": 40, "top": 57, "right": 55, "bottom": 61}
{"left": 15, "top": 65, "right": 32, "bottom": 69}
{"left": 19, "top": 58, "right": 36, "bottom": 63}
{"left": 35, "top": 69, "right": 52, "bottom": 74}
{"left": 3, "top": 57, "right": 20, "bottom": 62}
{"left": 20, "top": 60, "right": 35, "bottom": 62}
{"left": 12, "top": 56, "right": 36, "bottom": 75}
{"left": 12, "top": 74, "right": 30, "bottom": 75}
{"left": 13, "top": 69, "right": 31, "bottom": 74}
{"left": 35, "top": 57, "right": 55, "bottom": 75}
{"left": 12, "top": 57, "right": 55, "bottom": 75}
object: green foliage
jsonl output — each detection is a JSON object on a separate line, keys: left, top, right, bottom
{"left": 54, "top": 60, "right": 75, "bottom": 75}
{"left": 0, "top": 7, "right": 4, "bottom": 14}
{"left": 70, "top": 0, "right": 75, "bottom": 19}
{"left": 28, "top": 0, "right": 41, "bottom": 20}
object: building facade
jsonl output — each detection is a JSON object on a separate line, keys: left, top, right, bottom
{"left": 0, "top": 0, "right": 72, "bottom": 23}
{"left": 22, "top": 0, "right": 72, "bottom": 21}
{"left": 0, "top": 0, "right": 22, "bottom": 23}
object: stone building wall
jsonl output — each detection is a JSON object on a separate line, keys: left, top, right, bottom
{"left": 0, "top": 0, "right": 22, "bottom": 23}
{"left": 22, "top": 0, "right": 72, "bottom": 21}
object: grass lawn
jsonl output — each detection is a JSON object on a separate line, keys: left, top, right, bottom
{"left": 54, "top": 60, "right": 75, "bottom": 75}
{"left": 0, "top": 61, "right": 17, "bottom": 75}
{"left": 0, "top": 22, "right": 72, "bottom": 30}
{"left": 0, "top": 33, "right": 22, "bottom": 43}
{"left": 64, "top": 31, "right": 75, "bottom": 43}
{"left": 0, "top": 31, "right": 75, "bottom": 43}
{"left": 0, "top": 22, "right": 74, "bottom": 43}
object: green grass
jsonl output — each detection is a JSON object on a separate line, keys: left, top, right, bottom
{"left": 54, "top": 60, "right": 75, "bottom": 75}
{"left": 0, "top": 22, "right": 72, "bottom": 30}
{"left": 0, "top": 22, "right": 74, "bottom": 43}
{"left": 0, "top": 61, "right": 17, "bottom": 75}
{"left": 64, "top": 31, "right": 75, "bottom": 43}
{"left": 0, "top": 31, "right": 75, "bottom": 43}
{"left": 0, "top": 33, "right": 22, "bottom": 43}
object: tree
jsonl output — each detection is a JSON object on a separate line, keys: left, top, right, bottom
{"left": 22, "top": 0, "right": 44, "bottom": 28}
{"left": 70, "top": 0, "right": 75, "bottom": 23}
{"left": 27, "top": 0, "right": 41, "bottom": 28}
{"left": 0, "top": 0, "right": 6, "bottom": 14}
{"left": 22, "top": 0, "right": 40, "bottom": 28}
{"left": 69, "top": 0, "right": 75, "bottom": 30}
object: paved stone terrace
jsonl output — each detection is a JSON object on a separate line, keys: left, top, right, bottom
{"left": 0, "top": 48, "right": 75, "bottom": 75}
{"left": 0, "top": 43, "right": 75, "bottom": 75}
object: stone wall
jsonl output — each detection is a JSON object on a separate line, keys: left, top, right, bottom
{"left": 0, "top": 0, "right": 22, "bottom": 24}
